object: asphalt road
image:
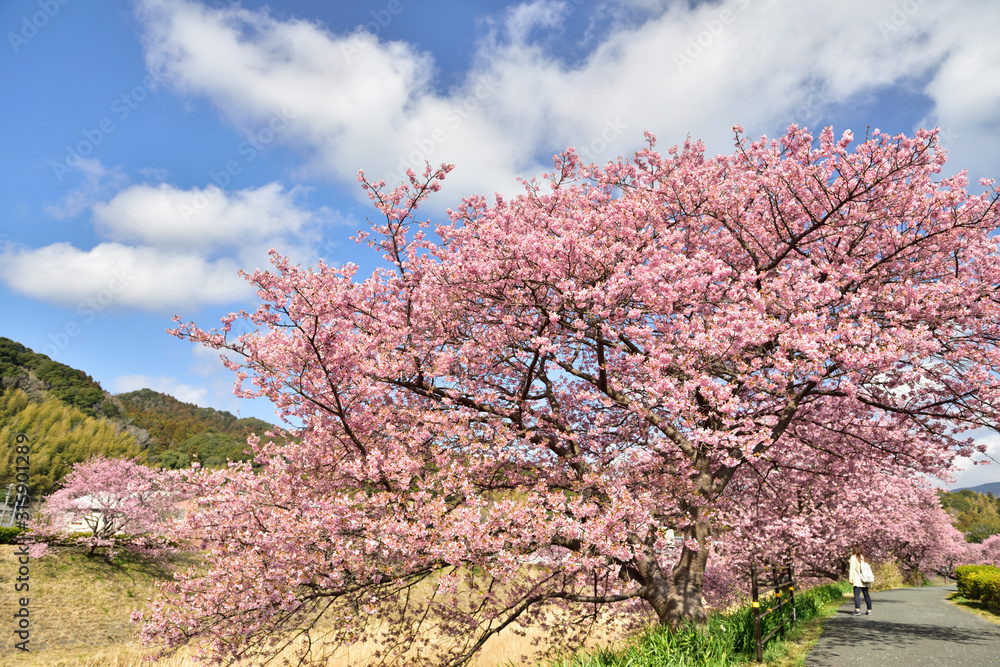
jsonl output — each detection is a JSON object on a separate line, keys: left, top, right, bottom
{"left": 805, "top": 584, "right": 1000, "bottom": 666}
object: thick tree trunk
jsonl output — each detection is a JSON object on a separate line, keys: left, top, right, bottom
{"left": 666, "top": 538, "right": 710, "bottom": 624}
{"left": 639, "top": 511, "right": 712, "bottom": 627}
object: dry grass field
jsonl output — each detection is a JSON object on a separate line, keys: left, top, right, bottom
{"left": 0, "top": 549, "right": 625, "bottom": 667}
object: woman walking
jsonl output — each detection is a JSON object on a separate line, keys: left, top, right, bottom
{"left": 849, "top": 545, "right": 873, "bottom": 616}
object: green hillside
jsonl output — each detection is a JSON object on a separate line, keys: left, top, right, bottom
{"left": 115, "top": 388, "right": 276, "bottom": 467}
{"left": 1, "top": 338, "right": 277, "bottom": 496}
{"left": 0, "top": 388, "right": 143, "bottom": 496}
{"left": 0, "top": 336, "right": 117, "bottom": 418}
{"left": 939, "top": 488, "right": 1000, "bottom": 543}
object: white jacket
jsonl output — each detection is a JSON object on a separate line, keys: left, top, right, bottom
{"left": 849, "top": 554, "right": 869, "bottom": 588}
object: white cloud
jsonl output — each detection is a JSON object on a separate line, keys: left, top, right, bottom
{"left": 135, "top": 0, "right": 546, "bottom": 199}
{"left": 44, "top": 159, "right": 128, "bottom": 220}
{"left": 948, "top": 429, "right": 1000, "bottom": 490}
{"left": 503, "top": 0, "right": 569, "bottom": 43}
{"left": 0, "top": 242, "right": 248, "bottom": 311}
{"left": 92, "top": 182, "right": 313, "bottom": 251}
{"left": 113, "top": 374, "right": 209, "bottom": 405}
{"left": 136, "top": 0, "right": 1000, "bottom": 201}
{"left": 3, "top": 175, "right": 322, "bottom": 311}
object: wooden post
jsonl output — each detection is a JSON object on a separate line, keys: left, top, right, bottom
{"left": 773, "top": 566, "right": 785, "bottom": 640}
{"left": 750, "top": 561, "right": 797, "bottom": 661}
{"left": 788, "top": 565, "right": 796, "bottom": 624}
{"left": 751, "top": 563, "right": 762, "bottom": 663}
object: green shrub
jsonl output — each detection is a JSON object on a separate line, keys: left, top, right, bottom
{"left": 955, "top": 565, "right": 1000, "bottom": 609}
{"left": 955, "top": 565, "right": 998, "bottom": 598}
{"left": 983, "top": 575, "right": 1000, "bottom": 610}
{"left": 0, "top": 526, "right": 24, "bottom": 543}
{"left": 547, "top": 580, "right": 850, "bottom": 666}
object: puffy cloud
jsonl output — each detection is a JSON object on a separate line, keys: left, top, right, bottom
{"left": 135, "top": 0, "right": 550, "bottom": 199}
{"left": 4, "top": 176, "right": 321, "bottom": 311}
{"left": 91, "top": 182, "right": 313, "bottom": 251}
{"left": 135, "top": 0, "right": 1000, "bottom": 201}
{"left": 0, "top": 242, "right": 248, "bottom": 311}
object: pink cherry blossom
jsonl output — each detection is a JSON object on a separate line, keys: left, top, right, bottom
{"left": 31, "top": 456, "right": 186, "bottom": 558}
{"left": 143, "top": 125, "right": 1000, "bottom": 666}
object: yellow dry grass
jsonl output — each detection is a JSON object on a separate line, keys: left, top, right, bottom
{"left": 0, "top": 548, "right": 624, "bottom": 667}
{"left": 0, "top": 625, "right": 619, "bottom": 667}
{"left": 871, "top": 559, "right": 906, "bottom": 590}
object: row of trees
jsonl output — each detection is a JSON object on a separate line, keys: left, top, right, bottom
{"left": 19, "top": 125, "right": 1000, "bottom": 666}
{"left": 26, "top": 452, "right": 995, "bottom": 659}
{"left": 126, "top": 124, "right": 1000, "bottom": 666}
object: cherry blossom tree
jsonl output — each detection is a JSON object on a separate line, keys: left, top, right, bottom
{"left": 143, "top": 125, "right": 1000, "bottom": 666}
{"left": 867, "top": 481, "right": 969, "bottom": 582}
{"left": 982, "top": 533, "right": 1000, "bottom": 566}
{"left": 712, "top": 464, "right": 973, "bottom": 594}
{"left": 31, "top": 456, "right": 184, "bottom": 558}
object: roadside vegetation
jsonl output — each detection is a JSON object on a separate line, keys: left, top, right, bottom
{"left": 0, "top": 548, "right": 987, "bottom": 666}
{"left": 2, "top": 545, "right": 853, "bottom": 667}
{"left": 542, "top": 581, "right": 851, "bottom": 667}
{"left": 947, "top": 564, "right": 1000, "bottom": 627}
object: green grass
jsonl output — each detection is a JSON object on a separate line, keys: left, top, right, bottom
{"left": 543, "top": 581, "right": 851, "bottom": 667}
{"left": 947, "top": 591, "right": 1000, "bottom": 627}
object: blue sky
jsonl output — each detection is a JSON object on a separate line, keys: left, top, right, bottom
{"left": 2, "top": 0, "right": 999, "bottom": 488}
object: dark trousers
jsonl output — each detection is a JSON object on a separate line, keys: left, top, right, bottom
{"left": 853, "top": 586, "right": 871, "bottom": 610}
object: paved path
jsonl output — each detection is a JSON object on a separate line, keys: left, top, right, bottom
{"left": 805, "top": 584, "right": 1000, "bottom": 666}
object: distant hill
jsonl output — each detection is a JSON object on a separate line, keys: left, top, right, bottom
{"left": 0, "top": 336, "right": 118, "bottom": 418}
{"left": 115, "top": 388, "right": 279, "bottom": 468}
{"left": 0, "top": 337, "right": 279, "bottom": 495}
{"left": 0, "top": 388, "right": 144, "bottom": 495}
{"left": 939, "top": 487, "right": 1000, "bottom": 543}
{"left": 954, "top": 481, "right": 1000, "bottom": 496}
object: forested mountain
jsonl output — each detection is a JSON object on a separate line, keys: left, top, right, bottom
{"left": 939, "top": 488, "right": 1000, "bottom": 543}
{"left": 0, "top": 388, "right": 144, "bottom": 495}
{"left": 956, "top": 481, "right": 1000, "bottom": 496}
{"left": 0, "top": 337, "right": 118, "bottom": 418}
{"left": 116, "top": 388, "right": 275, "bottom": 468}
{"left": 0, "top": 337, "right": 277, "bottom": 494}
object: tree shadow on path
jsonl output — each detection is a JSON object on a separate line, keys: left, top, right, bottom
{"left": 808, "top": 616, "right": 1000, "bottom": 665}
